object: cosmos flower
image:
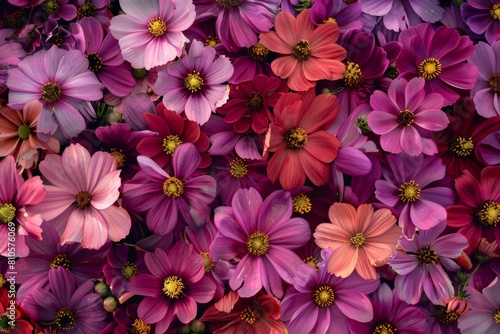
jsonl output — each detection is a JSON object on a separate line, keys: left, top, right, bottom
{"left": 0, "top": 28, "right": 26, "bottom": 92}
{"left": 461, "top": 0, "right": 500, "bottom": 44}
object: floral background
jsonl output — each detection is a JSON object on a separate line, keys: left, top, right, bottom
{"left": 0, "top": 0, "right": 500, "bottom": 333}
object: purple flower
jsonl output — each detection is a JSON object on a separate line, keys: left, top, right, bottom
{"left": 468, "top": 41, "right": 500, "bottom": 118}
{"left": 6, "top": 45, "right": 104, "bottom": 140}
{"left": 375, "top": 153, "right": 455, "bottom": 237}
{"left": 396, "top": 23, "right": 477, "bottom": 106}
{"left": 310, "top": 0, "right": 364, "bottom": 32}
{"left": 42, "top": 0, "right": 77, "bottom": 21}
{"left": 155, "top": 40, "right": 233, "bottom": 125}
{"left": 127, "top": 241, "right": 216, "bottom": 333}
{"left": 74, "top": 0, "right": 112, "bottom": 27}
{"left": 461, "top": 0, "right": 500, "bottom": 44}
{"left": 458, "top": 277, "right": 500, "bottom": 334}
{"left": 122, "top": 143, "right": 217, "bottom": 235}
{"left": 281, "top": 249, "right": 379, "bottom": 333}
{"left": 388, "top": 220, "right": 468, "bottom": 305}
{"left": 21, "top": 267, "right": 108, "bottom": 333}
{"left": 368, "top": 77, "right": 448, "bottom": 156}
{"left": 210, "top": 188, "right": 311, "bottom": 298}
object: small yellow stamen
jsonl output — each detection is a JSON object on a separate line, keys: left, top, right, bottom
{"left": 344, "top": 61, "right": 364, "bottom": 88}
{"left": 86, "top": 53, "right": 102, "bottom": 73}
{"left": 475, "top": 200, "right": 500, "bottom": 227}
{"left": 41, "top": 82, "right": 62, "bottom": 103}
{"left": 0, "top": 203, "right": 16, "bottom": 223}
{"left": 292, "top": 193, "right": 312, "bottom": 214}
{"left": 494, "top": 310, "right": 500, "bottom": 324}
{"left": 77, "top": 3, "right": 96, "bottom": 19}
{"left": 162, "top": 275, "right": 184, "bottom": 299}
{"left": 418, "top": 57, "right": 442, "bottom": 80}
{"left": 130, "top": 318, "right": 151, "bottom": 334}
{"left": 418, "top": 246, "right": 439, "bottom": 266}
{"left": 110, "top": 148, "right": 126, "bottom": 168}
{"left": 490, "top": 4, "right": 500, "bottom": 20}
{"left": 285, "top": 128, "right": 308, "bottom": 149}
{"left": 201, "top": 252, "right": 216, "bottom": 273}
{"left": 55, "top": 307, "right": 77, "bottom": 330}
{"left": 229, "top": 157, "right": 248, "bottom": 179}
{"left": 162, "top": 177, "right": 184, "bottom": 199}
{"left": 448, "top": 136, "right": 474, "bottom": 157}
{"left": 350, "top": 232, "right": 365, "bottom": 247}
{"left": 248, "top": 42, "right": 269, "bottom": 61}
{"left": 292, "top": 39, "right": 311, "bottom": 61}
{"left": 312, "top": 285, "right": 335, "bottom": 308}
{"left": 50, "top": 254, "right": 72, "bottom": 270}
{"left": 240, "top": 306, "right": 260, "bottom": 324}
{"left": 398, "top": 180, "right": 421, "bottom": 203}
{"left": 397, "top": 109, "right": 414, "bottom": 126}
{"left": 246, "top": 231, "right": 269, "bottom": 256}
{"left": 121, "top": 262, "right": 138, "bottom": 280}
{"left": 205, "top": 35, "right": 220, "bottom": 48}
{"left": 148, "top": 17, "right": 167, "bottom": 37}
{"left": 436, "top": 310, "right": 459, "bottom": 325}
{"left": 162, "top": 135, "right": 183, "bottom": 156}
{"left": 184, "top": 71, "right": 204, "bottom": 93}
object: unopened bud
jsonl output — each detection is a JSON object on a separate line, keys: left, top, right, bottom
{"left": 103, "top": 296, "right": 118, "bottom": 312}
{"left": 94, "top": 281, "right": 111, "bottom": 297}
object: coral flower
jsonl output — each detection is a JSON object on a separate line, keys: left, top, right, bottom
{"left": 314, "top": 203, "right": 401, "bottom": 280}
{"left": 34, "top": 143, "right": 131, "bottom": 250}
{"left": 259, "top": 9, "right": 346, "bottom": 91}
{"left": 266, "top": 89, "right": 341, "bottom": 190}
{"left": 109, "top": 0, "right": 195, "bottom": 70}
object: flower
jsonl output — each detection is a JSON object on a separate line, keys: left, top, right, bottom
{"left": 388, "top": 220, "right": 468, "bottom": 305}
{"left": 461, "top": 0, "right": 500, "bottom": 44}
{"left": 21, "top": 267, "right": 108, "bottom": 333}
{"left": 155, "top": 39, "right": 233, "bottom": 125}
{"left": 0, "top": 285, "right": 33, "bottom": 333}
{"left": 458, "top": 276, "right": 500, "bottom": 334}
{"left": 0, "top": 28, "right": 26, "bottom": 91}
{"left": 314, "top": 203, "right": 401, "bottom": 280}
{"left": 201, "top": 290, "right": 286, "bottom": 334}
{"left": 0, "top": 155, "right": 45, "bottom": 258}
{"left": 310, "top": 0, "right": 364, "bottom": 32}
{"left": 210, "top": 188, "right": 311, "bottom": 298}
{"left": 34, "top": 143, "right": 131, "bottom": 249}
{"left": 368, "top": 77, "right": 448, "bottom": 156}
{"left": 110, "top": 0, "right": 195, "bottom": 69}
{"left": 0, "top": 100, "right": 60, "bottom": 170}
{"left": 41, "top": 0, "right": 76, "bottom": 21}
{"left": 281, "top": 249, "right": 379, "bottom": 333}
{"left": 375, "top": 153, "right": 455, "bottom": 237}
{"left": 468, "top": 41, "right": 500, "bottom": 118}
{"left": 122, "top": 143, "right": 216, "bottom": 235}
{"left": 446, "top": 166, "right": 500, "bottom": 254}
{"left": 127, "top": 241, "right": 216, "bottom": 333}
{"left": 259, "top": 9, "right": 346, "bottom": 91}
{"left": 6, "top": 45, "right": 104, "bottom": 140}
{"left": 266, "top": 89, "right": 341, "bottom": 190}
{"left": 74, "top": 0, "right": 112, "bottom": 26}
{"left": 396, "top": 23, "right": 477, "bottom": 105}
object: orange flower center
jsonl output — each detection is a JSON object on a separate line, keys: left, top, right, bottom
{"left": 77, "top": 3, "right": 95, "bottom": 19}
{"left": 55, "top": 307, "right": 77, "bottom": 330}
{"left": 397, "top": 109, "right": 414, "bottom": 126}
{"left": 50, "top": 253, "right": 72, "bottom": 270}
{"left": 163, "top": 177, "right": 184, "bottom": 198}
{"left": 162, "top": 135, "right": 183, "bottom": 156}
{"left": 344, "top": 61, "right": 364, "bottom": 88}
{"left": 490, "top": 4, "right": 500, "bottom": 20}
{"left": 217, "top": 0, "right": 243, "bottom": 9}
{"left": 398, "top": 180, "right": 421, "bottom": 203}
{"left": 76, "top": 191, "right": 92, "bottom": 208}
{"left": 247, "top": 231, "right": 269, "bottom": 256}
{"left": 247, "top": 92, "right": 264, "bottom": 110}
{"left": 475, "top": 200, "right": 500, "bottom": 227}
{"left": 148, "top": 17, "right": 167, "bottom": 37}
{"left": 285, "top": 127, "right": 308, "bottom": 149}
{"left": 184, "top": 71, "right": 204, "bottom": 93}
{"left": 292, "top": 40, "right": 311, "bottom": 61}
{"left": 41, "top": 82, "right": 62, "bottom": 103}
{"left": 130, "top": 319, "right": 151, "bottom": 334}
{"left": 162, "top": 275, "right": 184, "bottom": 299}
{"left": 0, "top": 203, "right": 16, "bottom": 223}
{"left": 109, "top": 148, "right": 126, "bottom": 168}
{"left": 121, "top": 262, "right": 138, "bottom": 280}
{"left": 417, "top": 246, "right": 439, "bottom": 266}
{"left": 436, "top": 310, "right": 459, "bottom": 325}
{"left": 240, "top": 306, "right": 261, "bottom": 324}
{"left": 292, "top": 193, "right": 312, "bottom": 214}
{"left": 86, "top": 53, "right": 103, "bottom": 72}
{"left": 248, "top": 42, "right": 269, "bottom": 61}
{"left": 489, "top": 74, "right": 500, "bottom": 93}
{"left": 372, "top": 321, "right": 396, "bottom": 334}
{"left": 448, "top": 136, "right": 474, "bottom": 157}
{"left": 312, "top": 285, "right": 335, "bottom": 308}
{"left": 418, "top": 57, "right": 442, "bottom": 80}
{"left": 230, "top": 157, "right": 248, "bottom": 178}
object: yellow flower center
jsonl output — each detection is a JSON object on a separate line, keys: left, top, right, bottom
{"left": 292, "top": 193, "right": 312, "bottom": 214}
{"left": 494, "top": 310, "right": 500, "bottom": 324}
{"left": 76, "top": 191, "right": 92, "bottom": 209}
{"left": 490, "top": 4, "right": 500, "bottom": 20}
{"left": 246, "top": 231, "right": 270, "bottom": 256}
{"left": 50, "top": 254, "right": 72, "bottom": 270}
{"left": 312, "top": 285, "right": 335, "bottom": 308}
{"left": 489, "top": 73, "right": 500, "bottom": 93}
{"left": 55, "top": 307, "right": 77, "bottom": 330}
{"left": 41, "top": 82, "right": 62, "bottom": 103}
{"left": 350, "top": 232, "right": 366, "bottom": 248}
{"left": 162, "top": 135, "right": 183, "bottom": 156}
{"left": 162, "top": 177, "right": 184, "bottom": 199}
{"left": 418, "top": 246, "right": 439, "bottom": 266}
{"left": 130, "top": 319, "right": 151, "bottom": 334}
{"left": 240, "top": 306, "right": 260, "bottom": 324}
{"left": 372, "top": 321, "right": 397, "bottom": 334}
{"left": 397, "top": 109, "right": 414, "bottom": 126}
{"left": 77, "top": 3, "right": 96, "bottom": 19}
{"left": 475, "top": 200, "right": 500, "bottom": 227}
{"left": 292, "top": 39, "right": 312, "bottom": 61}
{"left": 121, "top": 262, "right": 138, "bottom": 280}
{"left": 344, "top": 61, "right": 364, "bottom": 88}
{"left": 109, "top": 148, "right": 126, "bottom": 168}
{"left": 398, "top": 180, "right": 421, "bottom": 203}
{"left": 436, "top": 310, "right": 459, "bottom": 325}
{"left": 229, "top": 157, "right": 248, "bottom": 179}
{"left": 184, "top": 71, "right": 204, "bottom": 93}
{"left": 303, "top": 256, "right": 319, "bottom": 270}
{"left": 0, "top": 274, "right": 5, "bottom": 286}
{"left": 285, "top": 127, "right": 308, "bottom": 149}
{"left": 148, "top": 17, "right": 167, "bottom": 37}
{"left": 418, "top": 57, "right": 442, "bottom": 80}
{"left": 205, "top": 35, "right": 220, "bottom": 48}
{"left": 0, "top": 203, "right": 16, "bottom": 223}
{"left": 86, "top": 53, "right": 103, "bottom": 73}
{"left": 17, "top": 124, "right": 31, "bottom": 140}
{"left": 248, "top": 42, "right": 269, "bottom": 61}
{"left": 162, "top": 275, "right": 185, "bottom": 299}
{"left": 247, "top": 92, "right": 265, "bottom": 111}
{"left": 201, "top": 252, "right": 216, "bottom": 273}
{"left": 43, "top": 0, "right": 60, "bottom": 14}
{"left": 448, "top": 136, "right": 474, "bottom": 157}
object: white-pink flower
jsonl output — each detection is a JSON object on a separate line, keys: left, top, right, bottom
{"left": 34, "top": 143, "right": 131, "bottom": 249}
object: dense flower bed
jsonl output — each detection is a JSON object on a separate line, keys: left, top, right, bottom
{"left": 0, "top": 0, "right": 500, "bottom": 333}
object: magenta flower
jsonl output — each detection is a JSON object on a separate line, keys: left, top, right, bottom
{"left": 375, "top": 153, "right": 455, "bottom": 237}
{"left": 6, "top": 45, "right": 104, "bottom": 140}
{"left": 109, "top": 0, "right": 195, "bottom": 70}
{"left": 461, "top": 0, "right": 500, "bottom": 44}
{"left": 281, "top": 249, "right": 379, "bottom": 333}
{"left": 122, "top": 143, "right": 217, "bottom": 235}
{"left": 42, "top": 0, "right": 77, "bottom": 21}
{"left": 21, "top": 267, "right": 108, "bottom": 333}
{"left": 468, "top": 41, "right": 500, "bottom": 118}
{"left": 127, "top": 241, "right": 216, "bottom": 333}
{"left": 34, "top": 143, "right": 131, "bottom": 249}
{"left": 310, "top": 0, "right": 364, "bottom": 32}
{"left": 396, "top": 23, "right": 477, "bottom": 105}
{"left": 74, "top": 0, "right": 112, "bottom": 27}
{"left": 210, "top": 188, "right": 311, "bottom": 298}
{"left": 388, "top": 220, "right": 468, "bottom": 305}
{"left": 155, "top": 39, "right": 233, "bottom": 125}
{"left": 0, "top": 155, "right": 45, "bottom": 258}
{"left": 0, "top": 28, "right": 26, "bottom": 91}
{"left": 368, "top": 77, "right": 448, "bottom": 156}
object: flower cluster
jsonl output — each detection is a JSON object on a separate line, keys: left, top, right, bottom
{"left": 1, "top": 0, "right": 500, "bottom": 333}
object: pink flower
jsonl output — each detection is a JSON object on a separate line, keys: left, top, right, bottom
{"left": 34, "top": 143, "right": 131, "bottom": 250}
